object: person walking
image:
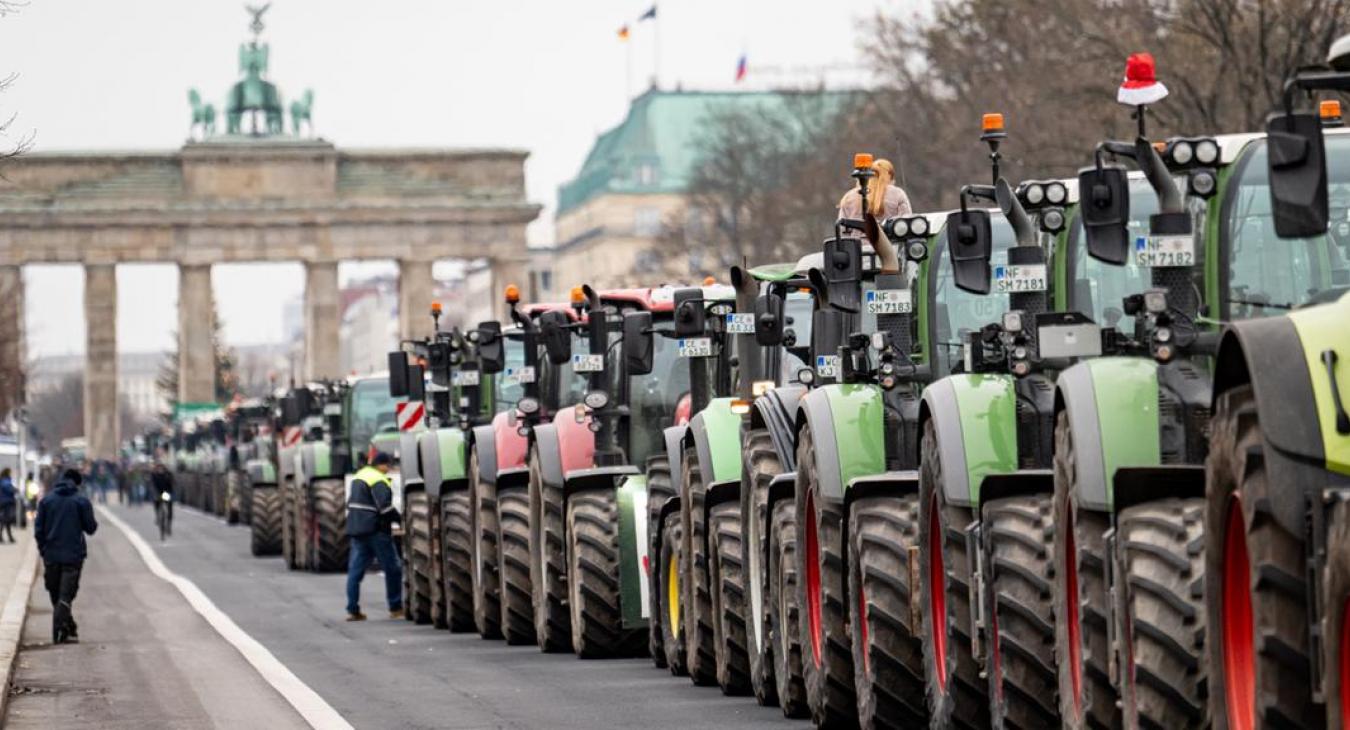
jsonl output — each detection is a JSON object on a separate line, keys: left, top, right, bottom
{"left": 34, "top": 468, "right": 98, "bottom": 644}
{"left": 0, "top": 469, "right": 18, "bottom": 543}
{"left": 344, "top": 452, "right": 403, "bottom": 621}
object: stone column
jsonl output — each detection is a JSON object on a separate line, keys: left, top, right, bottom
{"left": 398, "top": 259, "right": 435, "bottom": 340}
{"left": 489, "top": 255, "right": 530, "bottom": 321}
{"left": 304, "top": 261, "right": 340, "bottom": 380}
{"left": 0, "top": 266, "right": 24, "bottom": 417}
{"left": 178, "top": 264, "right": 217, "bottom": 405}
{"left": 84, "top": 264, "right": 118, "bottom": 460}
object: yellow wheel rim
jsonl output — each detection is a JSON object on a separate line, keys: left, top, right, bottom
{"left": 666, "top": 549, "right": 681, "bottom": 636}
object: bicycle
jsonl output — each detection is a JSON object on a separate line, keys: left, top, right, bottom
{"left": 155, "top": 491, "right": 173, "bottom": 541}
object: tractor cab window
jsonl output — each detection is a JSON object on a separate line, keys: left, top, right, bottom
{"left": 780, "top": 291, "right": 814, "bottom": 378}
{"left": 1068, "top": 177, "right": 1160, "bottom": 334}
{"left": 349, "top": 377, "right": 399, "bottom": 455}
{"left": 627, "top": 319, "right": 689, "bottom": 466}
{"left": 496, "top": 337, "right": 527, "bottom": 410}
{"left": 540, "top": 331, "right": 591, "bottom": 409}
{"left": 929, "top": 215, "right": 1016, "bottom": 376}
{"left": 1224, "top": 135, "right": 1350, "bottom": 319}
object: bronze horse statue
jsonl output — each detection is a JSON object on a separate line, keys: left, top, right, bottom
{"left": 188, "top": 89, "right": 216, "bottom": 138}
{"left": 226, "top": 41, "right": 283, "bottom": 135}
{"left": 290, "top": 89, "right": 314, "bottom": 136}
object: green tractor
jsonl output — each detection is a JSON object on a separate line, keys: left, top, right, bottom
{"left": 224, "top": 398, "right": 275, "bottom": 527}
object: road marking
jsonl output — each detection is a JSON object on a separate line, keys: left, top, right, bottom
{"left": 98, "top": 506, "right": 352, "bottom": 730}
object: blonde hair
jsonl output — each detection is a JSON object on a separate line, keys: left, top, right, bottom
{"left": 866, "top": 159, "right": 895, "bottom": 217}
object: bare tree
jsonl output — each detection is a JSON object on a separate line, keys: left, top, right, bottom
{"left": 26, "top": 374, "right": 82, "bottom": 450}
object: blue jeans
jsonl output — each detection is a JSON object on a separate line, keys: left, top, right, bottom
{"left": 346, "top": 532, "right": 403, "bottom": 614}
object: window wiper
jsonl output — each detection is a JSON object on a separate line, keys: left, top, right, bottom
{"left": 1227, "top": 297, "right": 1294, "bottom": 311}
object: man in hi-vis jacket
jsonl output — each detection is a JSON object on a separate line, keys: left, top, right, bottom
{"left": 345, "top": 452, "right": 403, "bottom": 621}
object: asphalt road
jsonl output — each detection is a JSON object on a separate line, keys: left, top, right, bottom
{"left": 10, "top": 502, "right": 796, "bottom": 729}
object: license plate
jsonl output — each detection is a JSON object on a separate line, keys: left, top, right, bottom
{"left": 571, "top": 353, "right": 604, "bottom": 372}
{"left": 815, "top": 355, "right": 840, "bottom": 378}
{"left": 1134, "top": 234, "right": 1195, "bottom": 267}
{"left": 453, "top": 370, "right": 480, "bottom": 386}
{"left": 515, "top": 366, "right": 536, "bottom": 384}
{"left": 725, "top": 313, "right": 755, "bottom": 334}
{"left": 993, "top": 264, "right": 1047, "bottom": 293}
{"left": 678, "top": 337, "right": 713, "bottom": 357}
{"left": 865, "top": 289, "right": 913, "bottom": 314}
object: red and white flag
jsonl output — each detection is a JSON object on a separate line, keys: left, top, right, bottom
{"left": 396, "top": 401, "right": 425, "bottom": 431}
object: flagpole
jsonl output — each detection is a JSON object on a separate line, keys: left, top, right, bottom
{"left": 653, "top": 11, "right": 661, "bottom": 89}
{"left": 626, "top": 36, "right": 633, "bottom": 99}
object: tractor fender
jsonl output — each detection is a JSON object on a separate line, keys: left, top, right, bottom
{"left": 761, "top": 472, "right": 797, "bottom": 571}
{"left": 532, "top": 423, "right": 565, "bottom": 490}
{"left": 398, "top": 431, "right": 425, "bottom": 490}
{"left": 752, "top": 383, "right": 808, "bottom": 472}
{"left": 472, "top": 424, "right": 498, "bottom": 486}
{"left": 1054, "top": 357, "right": 1161, "bottom": 512}
{"left": 562, "top": 465, "right": 640, "bottom": 499}
{"left": 662, "top": 425, "right": 687, "bottom": 481}
{"left": 795, "top": 386, "right": 845, "bottom": 503}
{"left": 616, "top": 474, "right": 651, "bottom": 627}
{"left": 553, "top": 406, "right": 597, "bottom": 476}
{"left": 277, "top": 445, "right": 297, "bottom": 485}
{"left": 419, "top": 427, "right": 467, "bottom": 499}
{"left": 920, "top": 375, "right": 1019, "bottom": 508}
{"left": 688, "top": 398, "right": 745, "bottom": 486}
{"left": 244, "top": 459, "right": 277, "bottom": 487}
{"left": 299, "top": 441, "right": 336, "bottom": 484}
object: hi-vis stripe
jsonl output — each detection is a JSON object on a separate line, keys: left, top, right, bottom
{"left": 396, "top": 401, "right": 424, "bottom": 431}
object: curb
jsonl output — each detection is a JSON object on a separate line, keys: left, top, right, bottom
{"left": 0, "top": 541, "right": 39, "bottom": 722}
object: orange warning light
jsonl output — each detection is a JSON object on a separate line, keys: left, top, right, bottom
{"left": 504, "top": 284, "right": 521, "bottom": 303}
{"left": 981, "top": 113, "right": 1005, "bottom": 133}
{"left": 853, "top": 153, "right": 874, "bottom": 170}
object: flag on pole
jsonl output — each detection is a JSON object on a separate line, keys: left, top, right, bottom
{"left": 639, "top": 5, "right": 657, "bottom": 21}
{"left": 618, "top": 24, "right": 630, "bottom": 41}
{"left": 734, "top": 53, "right": 748, "bottom": 83}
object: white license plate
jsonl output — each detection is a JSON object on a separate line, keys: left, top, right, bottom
{"left": 678, "top": 337, "right": 713, "bottom": 357}
{"left": 994, "top": 264, "right": 1047, "bottom": 293}
{"left": 865, "top": 289, "right": 913, "bottom": 314}
{"left": 725, "top": 313, "right": 755, "bottom": 334}
{"left": 572, "top": 353, "right": 604, "bottom": 372}
{"left": 501, "top": 366, "right": 536, "bottom": 386}
{"left": 1134, "top": 234, "right": 1195, "bottom": 267}
{"left": 453, "top": 370, "right": 480, "bottom": 386}
{"left": 815, "top": 355, "right": 840, "bottom": 378}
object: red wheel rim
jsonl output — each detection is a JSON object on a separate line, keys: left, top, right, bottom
{"left": 805, "top": 490, "right": 823, "bottom": 666}
{"left": 1064, "top": 502, "right": 1083, "bottom": 713}
{"left": 928, "top": 500, "right": 948, "bottom": 691}
{"left": 859, "top": 574, "right": 870, "bottom": 673}
{"left": 1341, "top": 596, "right": 1350, "bottom": 725}
{"left": 1222, "top": 497, "right": 1255, "bottom": 730}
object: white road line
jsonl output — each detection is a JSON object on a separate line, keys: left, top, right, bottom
{"left": 98, "top": 505, "right": 353, "bottom": 730}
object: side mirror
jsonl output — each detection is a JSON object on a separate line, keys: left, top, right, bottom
{"left": 388, "top": 352, "right": 409, "bottom": 397}
{"left": 477, "top": 321, "right": 505, "bottom": 374}
{"left": 1266, "top": 112, "right": 1328, "bottom": 238}
{"left": 754, "top": 292, "right": 785, "bottom": 346}
{"left": 622, "top": 311, "right": 654, "bottom": 375}
{"left": 1077, "top": 164, "right": 1131, "bottom": 264}
{"left": 539, "top": 310, "right": 572, "bottom": 365}
{"left": 673, "top": 288, "right": 706, "bottom": 336}
{"left": 944, "top": 208, "right": 993, "bottom": 295}
{"left": 822, "top": 237, "right": 863, "bottom": 311}
{"left": 407, "top": 365, "right": 426, "bottom": 402}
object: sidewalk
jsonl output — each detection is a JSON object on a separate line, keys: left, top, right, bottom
{"left": 0, "top": 526, "right": 40, "bottom": 722}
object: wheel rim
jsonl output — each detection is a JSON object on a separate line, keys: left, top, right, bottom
{"left": 667, "top": 541, "right": 681, "bottom": 636}
{"left": 928, "top": 500, "right": 948, "bottom": 692}
{"left": 805, "top": 489, "right": 823, "bottom": 666}
{"left": 1064, "top": 501, "right": 1083, "bottom": 714}
{"left": 1341, "top": 596, "right": 1350, "bottom": 724}
{"left": 1222, "top": 496, "right": 1255, "bottom": 730}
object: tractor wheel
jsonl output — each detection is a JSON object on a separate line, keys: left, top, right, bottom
{"left": 295, "top": 484, "right": 314, "bottom": 570}
{"left": 681, "top": 449, "right": 718, "bottom": 685}
{"left": 528, "top": 446, "right": 571, "bottom": 652}
{"left": 1115, "top": 497, "right": 1207, "bottom": 729}
{"left": 226, "top": 471, "right": 242, "bottom": 524}
{"left": 709, "top": 499, "right": 750, "bottom": 695}
{"left": 566, "top": 490, "right": 645, "bottom": 658}
{"left": 441, "top": 490, "right": 475, "bottom": 632}
{"left": 742, "top": 427, "right": 782, "bottom": 708}
{"left": 427, "top": 496, "right": 448, "bottom": 629}
{"left": 848, "top": 493, "right": 926, "bottom": 728}
{"left": 660, "top": 512, "right": 688, "bottom": 674}
{"left": 399, "top": 494, "right": 414, "bottom": 622}
{"left": 281, "top": 483, "right": 297, "bottom": 569}
{"left": 239, "top": 475, "right": 254, "bottom": 525}
{"left": 769, "top": 498, "right": 809, "bottom": 718}
{"left": 1323, "top": 498, "right": 1350, "bottom": 730}
{"left": 407, "top": 490, "right": 435, "bottom": 624}
{"left": 983, "top": 494, "right": 1059, "bottom": 728}
{"left": 645, "top": 455, "right": 675, "bottom": 668}
{"left": 1204, "top": 386, "right": 1320, "bottom": 729}
{"left": 497, "top": 485, "right": 536, "bottom": 645}
{"left": 796, "top": 424, "right": 857, "bottom": 726}
{"left": 249, "top": 486, "right": 282, "bottom": 556}
{"left": 1052, "top": 411, "right": 1119, "bottom": 729}
{"left": 918, "top": 419, "right": 990, "bottom": 729}
{"left": 470, "top": 451, "right": 503, "bottom": 639}
{"left": 215, "top": 476, "right": 228, "bottom": 518}
{"left": 313, "top": 479, "right": 348, "bottom": 572}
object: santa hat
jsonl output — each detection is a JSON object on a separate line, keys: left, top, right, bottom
{"left": 1117, "top": 52, "right": 1168, "bottom": 106}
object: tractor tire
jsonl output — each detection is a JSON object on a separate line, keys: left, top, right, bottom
{"left": 918, "top": 420, "right": 990, "bottom": 729}
{"left": 528, "top": 446, "right": 571, "bottom": 652}
{"left": 1204, "top": 386, "right": 1320, "bottom": 729}
{"left": 498, "top": 485, "right": 536, "bottom": 645}
{"left": 709, "top": 499, "right": 751, "bottom": 695}
{"left": 1323, "top": 498, "right": 1350, "bottom": 730}
{"left": 1052, "top": 411, "right": 1119, "bottom": 729}
{"left": 250, "top": 486, "right": 282, "bottom": 556}
{"left": 566, "top": 490, "right": 645, "bottom": 658}
{"left": 238, "top": 475, "right": 254, "bottom": 526}
{"left": 401, "top": 493, "right": 418, "bottom": 623}
{"left": 1115, "top": 497, "right": 1207, "bottom": 729}
{"left": 215, "top": 476, "right": 228, "bottom": 518}
{"left": 742, "top": 427, "right": 782, "bottom": 708}
{"left": 796, "top": 424, "right": 857, "bottom": 727}
{"left": 646, "top": 455, "right": 675, "bottom": 668}
{"left": 294, "top": 484, "right": 313, "bottom": 570}
{"left": 982, "top": 494, "right": 1059, "bottom": 729}
{"left": 226, "top": 471, "right": 242, "bottom": 524}
{"left": 407, "top": 490, "right": 435, "bottom": 624}
{"left": 769, "top": 498, "right": 810, "bottom": 718}
{"left": 313, "top": 479, "right": 348, "bottom": 572}
{"left": 659, "top": 513, "right": 688, "bottom": 674}
{"left": 681, "top": 449, "right": 718, "bottom": 685}
{"left": 428, "top": 496, "right": 448, "bottom": 629}
{"left": 281, "top": 483, "right": 298, "bottom": 569}
{"left": 441, "top": 490, "right": 475, "bottom": 632}
{"left": 470, "top": 451, "right": 503, "bottom": 639}
{"left": 848, "top": 493, "right": 926, "bottom": 729}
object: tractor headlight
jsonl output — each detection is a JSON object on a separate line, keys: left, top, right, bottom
{"left": 1012, "top": 360, "right": 1031, "bottom": 376}
{"left": 1002, "top": 311, "right": 1024, "bottom": 334}
{"left": 1144, "top": 289, "right": 1168, "bottom": 314}
{"left": 879, "top": 361, "right": 896, "bottom": 376}
{"left": 466, "top": 330, "right": 481, "bottom": 344}
{"left": 517, "top": 397, "right": 540, "bottom": 415}
{"left": 870, "top": 331, "right": 887, "bottom": 351}
{"left": 587, "top": 420, "right": 602, "bottom": 433}
{"left": 583, "top": 390, "right": 609, "bottom": 410}
{"left": 1041, "top": 208, "right": 1066, "bottom": 233}
{"left": 1189, "top": 170, "right": 1217, "bottom": 198}
{"left": 907, "top": 240, "right": 929, "bottom": 262}
{"left": 1171, "top": 140, "right": 1194, "bottom": 166}
{"left": 797, "top": 367, "right": 815, "bottom": 386}
{"left": 1025, "top": 183, "right": 1045, "bottom": 205}
{"left": 1013, "top": 346, "right": 1028, "bottom": 360}
{"left": 887, "top": 218, "right": 910, "bottom": 239}
{"left": 910, "top": 217, "right": 929, "bottom": 236}
{"left": 751, "top": 380, "right": 775, "bottom": 397}
{"left": 1046, "top": 182, "right": 1068, "bottom": 205}
{"left": 1154, "top": 326, "right": 1172, "bottom": 343}
{"left": 1195, "top": 139, "right": 1219, "bottom": 165}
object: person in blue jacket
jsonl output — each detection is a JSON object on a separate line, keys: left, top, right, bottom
{"left": 34, "top": 468, "right": 98, "bottom": 644}
{"left": 345, "top": 452, "right": 403, "bottom": 621}
{"left": 0, "top": 469, "right": 18, "bottom": 542}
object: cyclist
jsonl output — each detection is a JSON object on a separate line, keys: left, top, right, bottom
{"left": 151, "top": 462, "right": 174, "bottom": 539}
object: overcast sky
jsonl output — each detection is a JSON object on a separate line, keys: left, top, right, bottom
{"left": 3, "top": 0, "right": 906, "bottom": 358}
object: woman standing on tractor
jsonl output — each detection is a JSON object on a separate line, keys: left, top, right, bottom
{"left": 837, "top": 157, "right": 912, "bottom": 235}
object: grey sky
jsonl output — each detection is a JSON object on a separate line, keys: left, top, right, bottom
{"left": 3, "top": 0, "right": 900, "bottom": 357}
